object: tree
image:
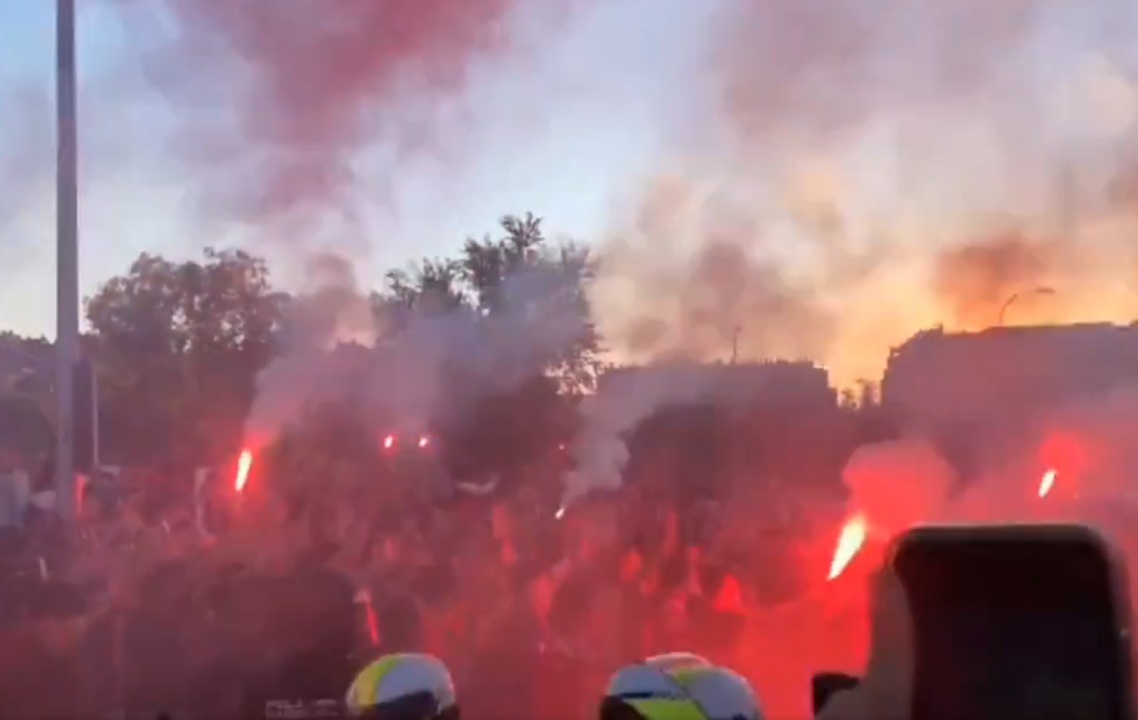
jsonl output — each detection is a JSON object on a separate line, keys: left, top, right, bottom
{"left": 0, "top": 332, "right": 53, "bottom": 399}
{"left": 0, "top": 393, "right": 52, "bottom": 461}
{"left": 85, "top": 249, "right": 283, "bottom": 463}
{"left": 459, "top": 213, "right": 604, "bottom": 393}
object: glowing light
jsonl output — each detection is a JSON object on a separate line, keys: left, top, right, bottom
{"left": 234, "top": 449, "right": 254, "bottom": 492}
{"left": 555, "top": 506, "right": 566, "bottom": 520}
{"left": 383, "top": 435, "right": 395, "bottom": 450}
{"left": 1038, "top": 468, "right": 1057, "bottom": 498}
{"left": 418, "top": 435, "right": 429, "bottom": 449}
{"left": 828, "top": 513, "right": 868, "bottom": 581}
{"left": 354, "top": 589, "right": 380, "bottom": 646}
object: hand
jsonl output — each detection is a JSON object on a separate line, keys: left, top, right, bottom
{"left": 816, "top": 568, "right": 913, "bottom": 720}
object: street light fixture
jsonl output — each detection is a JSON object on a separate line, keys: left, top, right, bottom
{"left": 997, "top": 286, "right": 1057, "bottom": 326}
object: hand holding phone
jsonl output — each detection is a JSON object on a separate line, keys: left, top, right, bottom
{"left": 812, "top": 672, "right": 859, "bottom": 715}
{"left": 814, "top": 568, "right": 913, "bottom": 720}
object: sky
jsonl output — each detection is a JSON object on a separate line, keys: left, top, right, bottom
{"left": 0, "top": 0, "right": 713, "bottom": 338}
{"left": 5, "top": 1, "right": 1138, "bottom": 387}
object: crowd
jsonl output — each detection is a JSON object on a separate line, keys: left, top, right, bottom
{"left": 0, "top": 422, "right": 871, "bottom": 720}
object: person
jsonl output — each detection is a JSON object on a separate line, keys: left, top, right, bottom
{"left": 600, "top": 653, "right": 764, "bottom": 720}
{"left": 345, "top": 652, "right": 459, "bottom": 720}
{"left": 815, "top": 569, "right": 912, "bottom": 720}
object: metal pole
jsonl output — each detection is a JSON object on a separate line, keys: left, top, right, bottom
{"left": 54, "top": 0, "right": 80, "bottom": 521}
{"left": 91, "top": 366, "right": 99, "bottom": 470}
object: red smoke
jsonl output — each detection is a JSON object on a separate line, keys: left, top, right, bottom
{"left": 143, "top": 0, "right": 561, "bottom": 230}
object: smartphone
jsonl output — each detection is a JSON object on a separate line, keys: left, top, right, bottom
{"left": 891, "top": 524, "right": 1133, "bottom": 720}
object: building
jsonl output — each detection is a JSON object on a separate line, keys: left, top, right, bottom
{"left": 598, "top": 361, "right": 843, "bottom": 500}
{"left": 881, "top": 323, "right": 1138, "bottom": 473}
{"left": 598, "top": 360, "right": 837, "bottom": 411}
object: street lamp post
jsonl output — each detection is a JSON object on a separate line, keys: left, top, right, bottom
{"left": 997, "top": 287, "right": 1056, "bottom": 326}
{"left": 55, "top": 0, "right": 80, "bottom": 520}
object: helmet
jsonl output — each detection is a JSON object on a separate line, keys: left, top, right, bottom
{"left": 643, "top": 653, "right": 712, "bottom": 672}
{"left": 345, "top": 653, "right": 459, "bottom": 720}
{"left": 601, "top": 657, "right": 764, "bottom": 720}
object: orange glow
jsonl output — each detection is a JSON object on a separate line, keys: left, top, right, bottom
{"left": 828, "top": 514, "right": 868, "bottom": 581}
{"left": 383, "top": 434, "right": 395, "bottom": 450}
{"left": 1038, "top": 468, "right": 1057, "bottom": 498}
{"left": 234, "top": 449, "right": 254, "bottom": 492}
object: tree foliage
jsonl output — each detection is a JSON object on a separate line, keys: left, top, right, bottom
{"left": 69, "top": 215, "right": 598, "bottom": 468}
{"left": 85, "top": 249, "right": 283, "bottom": 464}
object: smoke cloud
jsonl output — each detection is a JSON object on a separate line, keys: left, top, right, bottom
{"left": 592, "top": 0, "right": 1138, "bottom": 389}
{"left": 841, "top": 439, "right": 956, "bottom": 534}
{"left": 837, "top": 381, "right": 1138, "bottom": 552}
{"left": 244, "top": 253, "right": 378, "bottom": 443}
{"left": 246, "top": 245, "right": 594, "bottom": 449}
{"left": 126, "top": 0, "right": 572, "bottom": 247}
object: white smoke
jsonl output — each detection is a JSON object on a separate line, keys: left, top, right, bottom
{"left": 594, "top": 0, "right": 1138, "bottom": 389}
{"left": 244, "top": 253, "right": 377, "bottom": 443}
{"left": 245, "top": 248, "right": 593, "bottom": 446}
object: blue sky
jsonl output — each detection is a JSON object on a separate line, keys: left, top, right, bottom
{"left": 0, "top": 0, "right": 715, "bottom": 338}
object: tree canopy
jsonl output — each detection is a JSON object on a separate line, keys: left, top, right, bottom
{"left": 68, "top": 214, "right": 601, "bottom": 467}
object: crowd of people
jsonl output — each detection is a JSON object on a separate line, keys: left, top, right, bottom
{"left": 0, "top": 415, "right": 875, "bottom": 720}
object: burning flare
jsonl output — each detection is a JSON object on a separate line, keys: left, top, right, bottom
{"left": 383, "top": 435, "right": 395, "bottom": 451}
{"left": 354, "top": 589, "right": 380, "bottom": 647}
{"left": 234, "top": 449, "right": 254, "bottom": 492}
{"left": 1038, "top": 468, "right": 1057, "bottom": 498}
{"left": 828, "top": 513, "right": 868, "bottom": 581}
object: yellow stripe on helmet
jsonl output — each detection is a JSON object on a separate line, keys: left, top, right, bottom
{"left": 625, "top": 698, "right": 708, "bottom": 720}
{"left": 668, "top": 665, "right": 716, "bottom": 692}
{"left": 349, "top": 654, "right": 404, "bottom": 709}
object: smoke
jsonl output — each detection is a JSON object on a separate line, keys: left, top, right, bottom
{"left": 563, "top": 366, "right": 723, "bottom": 504}
{"left": 244, "top": 253, "right": 378, "bottom": 443}
{"left": 932, "top": 231, "right": 1061, "bottom": 329}
{"left": 841, "top": 439, "right": 956, "bottom": 534}
{"left": 839, "top": 380, "right": 1138, "bottom": 544}
{"left": 246, "top": 244, "right": 593, "bottom": 446}
{"left": 594, "top": 174, "right": 839, "bottom": 365}
{"left": 563, "top": 362, "right": 832, "bottom": 504}
{"left": 592, "top": 0, "right": 1138, "bottom": 389}
{"left": 1039, "top": 383, "right": 1138, "bottom": 503}
{"left": 0, "top": 83, "right": 52, "bottom": 270}
{"left": 126, "top": 0, "right": 571, "bottom": 247}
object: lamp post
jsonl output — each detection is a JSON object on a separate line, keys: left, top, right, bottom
{"left": 997, "top": 286, "right": 1056, "bottom": 326}
{"left": 54, "top": 0, "right": 80, "bottom": 520}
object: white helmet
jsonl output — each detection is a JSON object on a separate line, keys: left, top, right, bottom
{"left": 345, "top": 653, "right": 458, "bottom": 719}
{"left": 644, "top": 653, "right": 712, "bottom": 672}
{"left": 602, "top": 657, "right": 764, "bottom": 720}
